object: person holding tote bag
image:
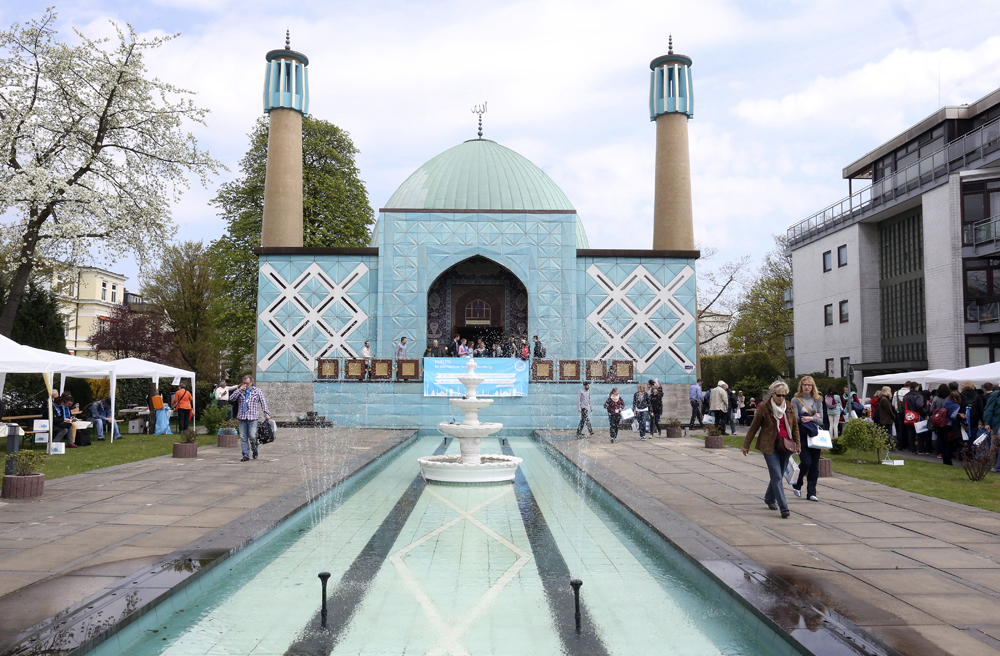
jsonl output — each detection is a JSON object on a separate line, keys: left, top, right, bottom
{"left": 742, "top": 381, "right": 801, "bottom": 519}
{"left": 791, "top": 376, "right": 824, "bottom": 502}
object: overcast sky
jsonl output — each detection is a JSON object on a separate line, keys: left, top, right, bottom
{"left": 6, "top": 0, "right": 1000, "bottom": 288}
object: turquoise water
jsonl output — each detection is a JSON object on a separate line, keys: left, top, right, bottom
{"left": 91, "top": 434, "right": 794, "bottom": 656}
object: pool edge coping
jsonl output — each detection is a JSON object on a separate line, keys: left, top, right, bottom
{"left": 0, "top": 430, "right": 419, "bottom": 656}
{"left": 536, "top": 431, "right": 904, "bottom": 656}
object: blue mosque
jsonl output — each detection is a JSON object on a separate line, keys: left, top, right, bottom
{"left": 253, "top": 37, "right": 701, "bottom": 429}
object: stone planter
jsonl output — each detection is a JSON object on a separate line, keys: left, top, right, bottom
{"left": 665, "top": 427, "right": 683, "bottom": 438}
{"left": 704, "top": 435, "right": 725, "bottom": 449}
{"left": 217, "top": 430, "right": 239, "bottom": 448}
{"left": 2, "top": 473, "right": 45, "bottom": 499}
{"left": 818, "top": 457, "right": 833, "bottom": 478}
{"left": 173, "top": 442, "right": 198, "bottom": 458}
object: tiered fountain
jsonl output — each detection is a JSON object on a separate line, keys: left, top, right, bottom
{"left": 417, "top": 358, "right": 522, "bottom": 483}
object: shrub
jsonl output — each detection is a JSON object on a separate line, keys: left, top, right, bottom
{"left": 839, "top": 418, "right": 895, "bottom": 463}
{"left": 201, "top": 404, "right": 226, "bottom": 436}
{"left": 221, "top": 418, "right": 239, "bottom": 430}
{"left": 180, "top": 427, "right": 198, "bottom": 444}
{"left": 830, "top": 437, "right": 847, "bottom": 455}
{"left": 5, "top": 450, "right": 46, "bottom": 476}
{"left": 666, "top": 417, "right": 683, "bottom": 428}
{"left": 706, "top": 424, "right": 721, "bottom": 437}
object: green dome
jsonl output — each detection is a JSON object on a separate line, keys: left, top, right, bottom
{"left": 384, "top": 139, "right": 575, "bottom": 211}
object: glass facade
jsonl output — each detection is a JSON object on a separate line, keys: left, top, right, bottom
{"left": 879, "top": 209, "right": 926, "bottom": 364}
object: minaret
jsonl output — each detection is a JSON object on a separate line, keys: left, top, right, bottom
{"left": 261, "top": 32, "right": 309, "bottom": 248}
{"left": 649, "top": 36, "right": 694, "bottom": 251}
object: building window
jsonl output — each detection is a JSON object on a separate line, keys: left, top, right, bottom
{"left": 962, "top": 180, "right": 1000, "bottom": 246}
{"left": 963, "top": 258, "right": 1000, "bottom": 323}
{"left": 825, "top": 359, "right": 835, "bottom": 377}
{"left": 838, "top": 245, "right": 848, "bottom": 267}
{"left": 101, "top": 281, "right": 107, "bottom": 301}
{"left": 824, "top": 304, "right": 833, "bottom": 326}
{"left": 111, "top": 284, "right": 117, "bottom": 304}
{"left": 841, "top": 357, "right": 851, "bottom": 378}
{"left": 839, "top": 300, "right": 849, "bottom": 323}
{"left": 823, "top": 251, "right": 832, "bottom": 272}
{"left": 966, "top": 335, "right": 1000, "bottom": 366}
{"left": 465, "top": 300, "right": 491, "bottom": 326}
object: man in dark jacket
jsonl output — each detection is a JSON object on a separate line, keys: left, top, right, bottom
{"left": 532, "top": 335, "right": 545, "bottom": 358}
{"left": 447, "top": 335, "right": 460, "bottom": 358}
{"left": 903, "top": 382, "right": 927, "bottom": 455}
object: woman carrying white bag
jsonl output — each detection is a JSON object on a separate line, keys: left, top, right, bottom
{"left": 791, "top": 376, "right": 827, "bottom": 502}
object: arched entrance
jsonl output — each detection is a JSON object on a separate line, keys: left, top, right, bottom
{"left": 426, "top": 256, "right": 528, "bottom": 349}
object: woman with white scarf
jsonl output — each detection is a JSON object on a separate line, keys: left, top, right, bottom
{"left": 742, "top": 381, "right": 801, "bottom": 519}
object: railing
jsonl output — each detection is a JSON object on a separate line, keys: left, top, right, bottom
{"left": 967, "top": 215, "right": 1000, "bottom": 247}
{"left": 788, "top": 117, "right": 1000, "bottom": 247}
{"left": 967, "top": 301, "right": 1000, "bottom": 325}
{"left": 313, "top": 358, "right": 638, "bottom": 383}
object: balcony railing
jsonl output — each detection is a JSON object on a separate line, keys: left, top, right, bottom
{"left": 788, "top": 116, "right": 1000, "bottom": 247}
{"left": 966, "top": 214, "right": 1000, "bottom": 248}
{"left": 967, "top": 301, "right": 1000, "bottom": 325}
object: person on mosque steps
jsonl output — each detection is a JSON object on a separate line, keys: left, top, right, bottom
{"left": 791, "top": 376, "right": 824, "bottom": 502}
{"left": 633, "top": 383, "right": 651, "bottom": 440}
{"left": 447, "top": 334, "right": 460, "bottom": 358}
{"left": 520, "top": 338, "right": 530, "bottom": 360}
{"left": 825, "top": 385, "right": 843, "bottom": 440}
{"left": 491, "top": 342, "right": 503, "bottom": 358}
{"left": 604, "top": 388, "right": 624, "bottom": 443}
{"left": 709, "top": 380, "right": 730, "bottom": 436}
{"left": 474, "top": 339, "right": 487, "bottom": 358}
{"left": 532, "top": 335, "right": 545, "bottom": 359}
{"left": 648, "top": 380, "right": 663, "bottom": 436}
{"left": 229, "top": 375, "right": 271, "bottom": 463}
{"left": 688, "top": 379, "right": 705, "bottom": 429}
{"left": 422, "top": 345, "right": 434, "bottom": 357}
{"left": 902, "top": 381, "right": 928, "bottom": 455}
{"left": 394, "top": 336, "right": 409, "bottom": 360}
{"left": 939, "top": 391, "right": 966, "bottom": 466}
{"left": 171, "top": 383, "right": 194, "bottom": 433}
{"left": 576, "top": 381, "right": 594, "bottom": 439}
{"left": 743, "top": 381, "right": 800, "bottom": 519}
{"left": 457, "top": 338, "right": 471, "bottom": 357}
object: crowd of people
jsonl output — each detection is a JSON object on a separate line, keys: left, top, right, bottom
{"left": 421, "top": 335, "right": 545, "bottom": 360}
{"left": 595, "top": 379, "right": 665, "bottom": 443}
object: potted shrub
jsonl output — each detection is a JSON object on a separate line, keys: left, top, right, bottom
{"left": 201, "top": 404, "right": 226, "bottom": 437}
{"left": 3, "top": 450, "right": 47, "bottom": 499}
{"left": 704, "top": 424, "right": 725, "bottom": 449}
{"left": 217, "top": 418, "right": 239, "bottom": 448}
{"left": 665, "top": 418, "right": 684, "bottom": 438}
{"left": 173, "top": 427, "right": 199, "bottom": 458}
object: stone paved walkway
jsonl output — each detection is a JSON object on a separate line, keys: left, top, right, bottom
{"left": 549, "top": 431, "right": 1000, "bottom": 656}
{"left": 0, "top": 428, "right": 409, "bottom": 646}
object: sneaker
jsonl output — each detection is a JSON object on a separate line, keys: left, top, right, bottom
{"left": 792, "top": 487, "right": 801, "bottom": 498}
{"left": 766, "top": 502, "right": 778, "bottom": 511}
{"left": 252, "top": 452, "right": 258, "bottom": 460}
{"left": 97, "top": 437, "right": 105, "bottom": 441}
{"left": 781, "top": 510, "right": 791, "bottom": 519}
{"left": 240, "top": 456, "right": 250, "bottom": 462}
{"left": 808, "top": 495, "right": 818, "bottom": 502}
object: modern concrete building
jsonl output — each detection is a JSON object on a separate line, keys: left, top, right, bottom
{"left": 52, "top": 266, "right": 129, "bottom": 358}
{"left": 787, "top": 87, "right": 1000, "bottom": 388}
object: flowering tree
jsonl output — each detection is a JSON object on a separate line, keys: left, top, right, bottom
{"left": 0, "top": 10, "right": 220, "bottom": 337}
{"left": 88, "top": 303, "right": 170, "bottom": 361}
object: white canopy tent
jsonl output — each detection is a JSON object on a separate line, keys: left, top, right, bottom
{"left": 0, "top": 335, "right": 116, "bottom": 451}
{"left": 862, "top": 369, "right": 952, "bottom": 397}
{"left": 924, "top": 362, "right": 1000, "bottom": 388}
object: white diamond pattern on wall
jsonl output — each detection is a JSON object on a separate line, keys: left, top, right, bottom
{"left": 586, "top": 263, "right": 695, "bottom": 373}
{"left": 257, "top": 261, "right": 370, "bottom": 372}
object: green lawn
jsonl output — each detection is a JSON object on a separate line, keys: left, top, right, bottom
{"left": 7, "top": 432, "right": 219, "bottom": 483}
{"left": 723, "top": 435, "right": 1000, "bottom": 513}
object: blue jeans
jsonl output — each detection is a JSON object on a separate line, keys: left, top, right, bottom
{"left": 93, "top": 418, "right": 121, "bottom": 441}
{"left": 763, "top": 451, "right": 791, "bottom": 512}
{"left": 238, "top": 419, "right": 259, "bottom": 458}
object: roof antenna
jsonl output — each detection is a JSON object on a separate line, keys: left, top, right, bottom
{"left": 472, "top": 102, "right": 487, "bottom": 139}
{"left": 285, "top": 29, "right": 290, "bottom": 50}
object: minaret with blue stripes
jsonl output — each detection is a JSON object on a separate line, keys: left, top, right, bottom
{"left": 649, "top": 36, "right": 694, "bottom": 251}
{"left": 261, "top": 31, "right": 310, "bottom": 248}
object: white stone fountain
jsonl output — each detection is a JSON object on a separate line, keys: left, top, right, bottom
{"left": 418, "top": 358, "right": 522, "bottom": 483}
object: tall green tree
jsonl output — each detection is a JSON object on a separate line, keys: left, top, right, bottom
{"left": 208, "top": 115, "right": 374, "bottom": 377}
{"left": 141, "top": 241, "right": 220, "bottom": 381}
{"left": 729, "top": 235, "right": 793, "bottom": 372}
{"left": 0, "top": 10, "right": 220, "bottom": 337}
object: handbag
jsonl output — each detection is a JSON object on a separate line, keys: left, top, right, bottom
{"left": 783, "top": 456, "right": 800, "bottom": 484}
{"left": 799, "top": 419, "right": 819, "bottom": 438}
{"left": 631, "top": 419, "right": 639, "bottom": 432}
{"left": 256, "top": 419, "right": 276, "bottom": 444}
{"left": 807, "top": 429, "right": 833, "bottom": 449}
{"left": 620, "top": 408, "right": 635, "bottom": 421}
{"left": 903, "top": 399, "right": 918, "bottom": 426}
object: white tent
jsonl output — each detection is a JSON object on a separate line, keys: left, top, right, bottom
{"left": 0, "top": 335, "right": 116, "bottom": 451}
{"left": 925, "top": 362, "right": 1000, "bottom": 388}
{"left": 862, "top": 369, "right": 952, "bottom": 396}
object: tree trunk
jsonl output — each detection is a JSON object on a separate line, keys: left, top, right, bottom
{"left": 0, "top": 213, "right": 45, "bottom": 338}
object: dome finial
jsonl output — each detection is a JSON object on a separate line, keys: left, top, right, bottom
{"left": 668, "top": 34, "right": 673, "bottom": 55}
{"left": 472, "top": 102, "right": 487, "bottom": 139}
{"left": 285, "top": 29, "right": 290, "bottom": 50}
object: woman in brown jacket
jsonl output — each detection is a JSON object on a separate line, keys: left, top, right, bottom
{"left": 742, "top": 381, "right": 801, "bottom": 518}
{"left": 877, "top": 386, "right": 895, "bottom": 432}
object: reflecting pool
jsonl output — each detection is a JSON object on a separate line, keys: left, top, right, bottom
{"left": 88, "top": 434, "right": 798, "bottom": 656}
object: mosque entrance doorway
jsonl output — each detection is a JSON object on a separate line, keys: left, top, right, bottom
{"left": 426, "top": 256, "right": 528, "bottom": 354}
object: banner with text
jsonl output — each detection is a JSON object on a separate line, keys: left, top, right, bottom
{"left": 423, "top": 358, "right": 529, "bottom": 397}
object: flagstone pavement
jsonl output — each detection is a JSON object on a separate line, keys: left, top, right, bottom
{"left": 0, "top": 428, "right": 410, "bottom": 647}
{"left": 549, "top": 431, "right": 1000, "bottom": 656}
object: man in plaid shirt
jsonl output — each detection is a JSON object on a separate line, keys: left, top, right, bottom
{"left": 229, "top": 375, "right": 271, "bottom": 462}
